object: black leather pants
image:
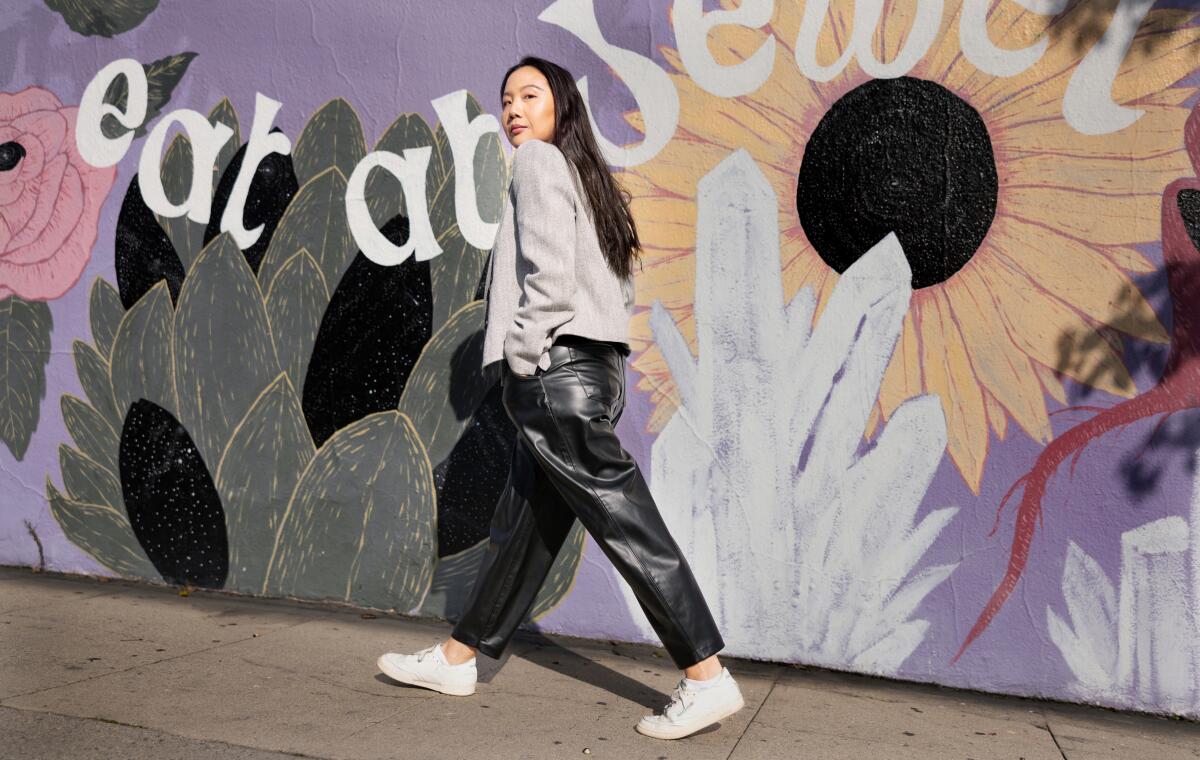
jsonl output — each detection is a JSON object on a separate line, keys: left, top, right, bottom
{"left": 450, "top": 336, "right": 725, "bottom": 669}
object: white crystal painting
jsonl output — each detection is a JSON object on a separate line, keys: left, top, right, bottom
{"left": 620, "top": 149, "right": 958, "bottom": 672}
{"left": 1046, "top": 448, "right": 1200, "bottom": 714}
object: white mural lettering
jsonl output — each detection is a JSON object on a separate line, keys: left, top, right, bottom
{"left": 430, "top": 89, "right": 501, "bottom": 250}
{"left": 673, "top": 0, "right": 776, "bottom": 97}
{"left": 959, "top": 0, "right": 1066, "bottom": 77}
{"left": 794, "top": 0, "right": 944, "bottom": 81}
{"left": 1063, "top": 0, "right": 1156, "bottom": 135}
{"left": 219, "top": 93, "right": 292, "bottom": 250}
{"left": 538, "top": 0, "right": 680, "bottom": 166}
{"left": 345, "top": 148, "right": 442, "bottom": 265}
{"left": 75, "top": 58, "right": 148, "bottom": 168}
{"left": 137, "top": 110, "right": 234, "bottom": 224}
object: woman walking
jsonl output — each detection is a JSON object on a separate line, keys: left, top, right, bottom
{"left": 377, "top": 56, "right": 744, "bottom": 740}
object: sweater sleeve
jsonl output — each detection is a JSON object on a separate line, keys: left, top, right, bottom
{"left": 503, "top": 139, "right": 578, "bottom": 375}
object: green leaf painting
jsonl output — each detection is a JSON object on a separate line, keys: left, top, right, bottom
{"left": 258, "top": 167, "right": 355, "bottom": 296}
{"left": 174, "top": 234, "right": 281, "bottom": 469}
{"left": 398, "top": 300, "right": 491, "bottom": 466}
{"left": 88, "top": 278, "right": 124, "bottom": 360}
{"left": 292, "top": 98, "right": 367, "bottom": 187}
{"left": 207, "top": 98, "right": 242, "bottom": 197}
{"left": 265, "top": 411, "right": 437, "bottom": 612}
{"left": 47, "top": 91, "right": 582, "bottom": 626}
{"left": 101, "top": 51, "right": 198, "bottom": 139}
{"left": 110, "top": 281, "right": 177, "bottom": 419}
{"left": 0, "top": 296, "right": 52, "bottom": 461}
{"left": 215, "top": 374, "right": 315, "bottom": 595}
{"left": 61, "top": 395, "right": 119, "bottom": 475}
{"left": 156, "top": 134, "right": 207, "bottom": 272}
{"left": 46, "top": 479, "right": 157, "bottom": 580}
{"left": 44, "top": 0, "right": 158, "bottom": 38}
{"left": 264, "top": 249, "right": 328, "bottom": 395}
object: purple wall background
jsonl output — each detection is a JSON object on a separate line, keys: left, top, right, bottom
{"left": 1, "top": 0, "right": 1195, "bottom": 714}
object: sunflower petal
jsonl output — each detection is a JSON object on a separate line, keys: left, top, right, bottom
{"left": 988, "top": 218, "right": 1169, "bottom": 344}
{"left": 984, "top": 254, "right": 1137, "bottom": 399}
{"left": 1005, "top": 185, "right": 1163, "bottom": 246}
{"left": 955, "top": 263, "right": 1053, "bottom": 443}
{"left": 984, "top": 390, "right": 1009, "bottom": 441}
{"left": 920, "top": 291, "right": 988, "bottom": 491}
{"left": 878, "top": 309, "right": 922, "bottom": 421}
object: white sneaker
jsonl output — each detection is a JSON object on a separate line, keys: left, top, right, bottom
{"left": 635, "top": 667, "right": 745, "bottom": 740}
{"left": 376, "top": 642, "right": 477, "bottom": 696}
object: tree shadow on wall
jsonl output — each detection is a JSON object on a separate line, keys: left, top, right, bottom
{"left": 1052, "top": 189, "right": 1200, "bottom": 502}
{"left": 1051, "top": 0, "right": 1200, "bottom": 57}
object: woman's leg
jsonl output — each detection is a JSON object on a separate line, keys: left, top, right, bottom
{"left": 447, "top": 373, "right": 577, "bottom": 662}
{"left": 507, "top": 342, "right": 725, "bottom": 670}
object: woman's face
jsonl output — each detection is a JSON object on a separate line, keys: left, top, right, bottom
{"left": 502, "top": 66, "right": 556, "bottom": 147}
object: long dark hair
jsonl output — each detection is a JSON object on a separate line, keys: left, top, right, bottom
{"left": 501, "top": 56, "right": 643, "bottom": 281}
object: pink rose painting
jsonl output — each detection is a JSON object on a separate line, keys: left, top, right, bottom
{"left": 0, "top": 86, "right": 116, "bottom": 301}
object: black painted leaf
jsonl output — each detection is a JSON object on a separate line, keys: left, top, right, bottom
{"left": 0, "top": 296, "right": 52, "bottom": 460}
{"left": 119, "top": 398, "right": 228, "bottom": 588}
{"left": 204, "top": 133, "right": 299, "bottom": 275}
{"left": 88, "top": 277, "right": 124, "bottom": 359}
{"left": 46, "top": 479, "right": 158, "bottom": 581}
{"left": 45, "top": 0, "right": 158, "bottom": 38}
{"left": 61, "top": 395, "right": 119, "bottom": 474}
{"left": 397, "top": 300, "right": 491, "bottom": 467}
{"left": 114, "top": 174, "right": 185, "bottom": 309}
{"left": 302, "top": 215, "right": 432, "bottom": 448}
{"left": 432, "top": 382, "right": 514, "bottom": 556}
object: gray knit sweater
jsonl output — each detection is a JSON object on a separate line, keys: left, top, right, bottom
{"left": 481, "top": 138, "right": 635, "bottom": 376}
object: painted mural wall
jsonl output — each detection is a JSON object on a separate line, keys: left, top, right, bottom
{"left": 2, "top": 0, "right": 1199, "bottom": 719}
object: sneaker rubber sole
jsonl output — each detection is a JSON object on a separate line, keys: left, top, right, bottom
{"left": 635, "top": 691, "right": 745, "bottom": 740}
{"left": 376, "top": 654, "right": 477, "bottom": 696}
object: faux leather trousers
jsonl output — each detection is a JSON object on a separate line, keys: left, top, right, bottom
{"left": 451, "top": 336, "right": 725, "bottom": 669}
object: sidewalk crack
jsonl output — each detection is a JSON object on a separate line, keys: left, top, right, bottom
{"left": 1043, "top": 715, "right": 1069, "bottom": 760}
{"left": 726, "top": 670, "right": 780, "bottom": 760}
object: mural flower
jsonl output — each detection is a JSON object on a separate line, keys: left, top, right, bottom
{"left": 621, "top": 0, "right": 1200, "bottom": 492}
{"left": 0, "top": 86, "right": 117, "bottom": 301}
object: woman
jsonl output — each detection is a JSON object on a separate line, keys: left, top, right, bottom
{"left": 377, "top": 56, "right": 743, "bottom": 741}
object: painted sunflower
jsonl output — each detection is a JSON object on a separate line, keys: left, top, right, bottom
{"left": 620, "top": 0, "right": 1200, "bottom": 491}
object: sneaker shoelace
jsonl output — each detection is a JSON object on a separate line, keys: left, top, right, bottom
{"left": 414, "top": 644, "right": 439, "bottom": 663}
{"left": 660, "top": 678, "right": 695, "bottom": 719}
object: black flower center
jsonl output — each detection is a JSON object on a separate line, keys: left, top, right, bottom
{"left": 0, "top": 141, "right": 25, "bottom": 172}
{"left": 796, "top": 77, "right": 998, "bottom": 289}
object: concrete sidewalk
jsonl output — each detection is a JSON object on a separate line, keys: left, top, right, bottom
{"left": 2, "top": 566, "right": 1197, "bottom": 760}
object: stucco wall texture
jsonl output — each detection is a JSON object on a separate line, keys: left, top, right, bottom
{"left": 3, "top": 0, "right": 1200, "bottom": 719}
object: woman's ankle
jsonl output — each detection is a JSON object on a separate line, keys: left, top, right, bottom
{"left": 683, "top": 655, "right": 722, "bottom": 681}
{"left": 441, "top": 637, "right": 477, "bottom": 665}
